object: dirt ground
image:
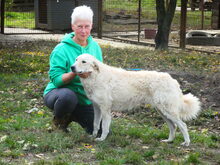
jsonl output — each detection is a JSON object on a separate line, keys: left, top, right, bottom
{"left": 169, "top": 71, "right": 220, "bottom": 135}
{"left": 170, "top": 72, "right": 220, "bottom": 111}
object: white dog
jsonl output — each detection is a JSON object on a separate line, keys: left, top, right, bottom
{"left": 71, "top": 54, "right": 201, "bottom": 146}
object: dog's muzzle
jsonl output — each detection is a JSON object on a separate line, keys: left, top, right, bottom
{"left": 71, "top": 66, "right": 83, "bottom": 74}
{"left": 71, "top": 66, "right": 76, "bottom": 73}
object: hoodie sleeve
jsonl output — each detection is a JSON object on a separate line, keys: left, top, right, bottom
{"left": 49, "top": 50, "right": 67, "bottom": 87}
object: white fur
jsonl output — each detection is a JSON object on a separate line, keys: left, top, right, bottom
{"left": 72, "top": 54, "right": 201, "bottom": 146}
{"left": 71, "top": 5, "right": 93, "bottom": 24}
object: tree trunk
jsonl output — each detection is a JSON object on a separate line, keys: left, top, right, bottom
{"left": 155, "top": 0, "right": 177, "bottom": 50}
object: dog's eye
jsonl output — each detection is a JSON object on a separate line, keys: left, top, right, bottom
{"left": 82, "top": 60, "right": 86, "bottom": 64}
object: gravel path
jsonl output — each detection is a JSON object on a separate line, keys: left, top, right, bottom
{"left": 0, "top": 33, "right": 154, "bottom": 50}
{"left": 1, "top": 30, "right": 219, "bottom": 53}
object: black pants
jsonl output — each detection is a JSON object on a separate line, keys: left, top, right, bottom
{"left": 44, "top": 88, "right": 94, "bottom": 134}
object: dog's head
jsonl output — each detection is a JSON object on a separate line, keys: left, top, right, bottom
{"left": 71, "top": 54, "right": 99, "bottom": 74}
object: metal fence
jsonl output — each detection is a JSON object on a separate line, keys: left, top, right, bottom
{"left": 102, "top": 0, "right": 157, "bottom": 41}
{"left": 0, "top": 0, "right": 5, "bottom": 34}
{"left": 1, "top": 0, "right": 53, "bottom": 34}
{"left": 3, "top": 0, "right": 34, "bottom": 32}
{"left": 0, "top": 0, "right": 216, "bottom": 46}
{"left": 102, "top": 0, "right": 214, "bottom": 44}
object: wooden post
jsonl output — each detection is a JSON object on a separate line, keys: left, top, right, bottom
{"left": 179, "top": 0, "right": 188, "bottom": 49}
{"left": 137, "top": 0, "right": 141, "bottom": 42}
{"left": 97, "top": 0, "right": 103, "bottom": 39}
{"left": 1, "top": 0, "right": 5, "bottom": 34}
{"left": 74, "top": 0, "right": 79, "bottom": 7}
{"left": 201, "top": 0, "right": 204, "bottom": 29}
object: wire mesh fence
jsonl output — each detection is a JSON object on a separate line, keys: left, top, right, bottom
{"left": 2, "top": 0, "right": 51, "bottom": 34}
{"left": 102, "top": 0, "right": 215, "bottom": 45}
{"left": 103, "top": 0, "right": 157, "bottom": 31}
{"left": 102, "top": 0, "right": 156, "bottom": 42}
{"left": 1, "top": 0, "right": 217, "bottom": 47}
{"left": 5, "top": 0, "right": 34, "bottom": 31}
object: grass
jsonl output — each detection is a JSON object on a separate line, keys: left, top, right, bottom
{"left": 5, "top": 12, "right": 35, "bottom": 29}
{"left": 0, "top": 40, "right": 220, "bottom": 164}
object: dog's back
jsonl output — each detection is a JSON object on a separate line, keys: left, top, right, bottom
{"left": 93, "top": 63, "right": 182, "bottom": 112}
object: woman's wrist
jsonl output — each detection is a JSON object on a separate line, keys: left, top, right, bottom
{"left": 62, "top": 72, "right": 76, "bottom": 84}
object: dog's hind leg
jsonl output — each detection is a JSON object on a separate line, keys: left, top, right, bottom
{"left": 164, "top": 113, "right": 190, "bottom": 146}
{"left": 158, "top": 111, "right": 177, "bottom": 143}
{"left": 92, "top": 104, "right": 102, "bottom": 138}
{"left": 176, "top": 120, "right": 190, "bottom": 146}
{"left": 95, "top": 109, "right": 111, "bottom": 141}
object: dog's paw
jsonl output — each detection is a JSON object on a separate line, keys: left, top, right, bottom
{"left": 181, "top": 141, "right": 190, "bottom": 147}
{"left": 95, "top": 137, "right": 105, "bottom": 141}
{"left": 161, "top": 139, "right": 173, "bottom": 143}
{"left": 92, "top": 131, "right": 98, "bottom": 137}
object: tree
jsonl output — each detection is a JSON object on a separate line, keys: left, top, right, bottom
{"left": 155, "top": 0, "right": 177, "bottom": 50}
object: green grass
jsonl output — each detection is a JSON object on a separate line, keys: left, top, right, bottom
{"left": 5, "top": 11, "right": 35, "bottom": 29}
{"left": 101, "top": 45, "right": 220, "bottom": 73}
{"left": 0, "top": 41, "right": 220, "bottom": 164}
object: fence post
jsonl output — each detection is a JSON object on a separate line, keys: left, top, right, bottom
{"left": 179, "top": 0, "right": 187, "bottom": 49}
{"left": 97, "top": 0, "right": 102, "bottom": 39}
{"left": 137, "top": 0, "right": 141, "bottom": 42}
{"left": 1, "top": 0, "right": 5, "bottom": 34}
{"left": 74, "top": 0, "right": 79, "bottom": 7}
{"left": 201, "top": 0, "right": 204, "bottom": 29}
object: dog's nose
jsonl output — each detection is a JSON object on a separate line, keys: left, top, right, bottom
{"left": 71, "top": 66, "right": 76, "bottom": 72}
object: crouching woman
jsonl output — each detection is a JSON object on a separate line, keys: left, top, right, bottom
{"left": 43, "top": 5, "right": 103, "bottom": 133}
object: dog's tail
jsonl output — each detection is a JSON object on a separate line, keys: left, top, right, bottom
{"left": 179, "top": 93, "right": 201, "bottom": 121}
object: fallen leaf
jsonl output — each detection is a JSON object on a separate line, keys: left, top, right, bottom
{"left": 84, "top": 143, "right": 93, "bottom": 149}
{"left": 201, "top": 128, "right": 208, "bottom": 134}
{"left": 0, "top": 135, "right": 8, "bottom": 143}
{"left": 35, "top": 153, "right": 44, "bottom": 159}
{"left": 142, "top": 146, "right": 149, "bottom": 149}
{"left": 17, "top": 140, "right": 25, "bottom": 144}
{"left": 26, "top": 107, "right": 39, "bottom": 114}
{"left": 91, "top": 148, "right": 96, "bottom": 153}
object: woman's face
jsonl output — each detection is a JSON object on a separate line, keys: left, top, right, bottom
{"left": 72, "top": 19, "right": 92, "bottom": 42}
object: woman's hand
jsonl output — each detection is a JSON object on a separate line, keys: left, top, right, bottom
{"left": 62, "top": 72, "right": 91, "bottom": 84}
{"left": 62, "top": 72, "right": 77, "bottom": 84}
{"left": 77, "top": 72, "right": 91, "bottom": 78}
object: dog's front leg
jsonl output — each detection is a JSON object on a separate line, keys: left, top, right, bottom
{"left": 95, "top": 110, "right": 111, "bottom": 141}
{"left": 92, "top": 104, "right": 102, "bottom": 138}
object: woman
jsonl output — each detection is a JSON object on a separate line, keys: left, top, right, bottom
{"left": 43, "top": 5, "right": 103, "bottom": 134}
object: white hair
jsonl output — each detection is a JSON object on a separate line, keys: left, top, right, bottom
{"left": 71, "top": 5, "right": 93, "bottom": 24}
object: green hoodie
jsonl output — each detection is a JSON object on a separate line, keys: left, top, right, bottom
{"left": 43, "top": 32, "right": 103, "bottom": 105}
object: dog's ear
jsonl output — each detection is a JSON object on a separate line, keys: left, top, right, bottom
{"left": 93, "top": 61, "right": 100, "bottom": 72}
